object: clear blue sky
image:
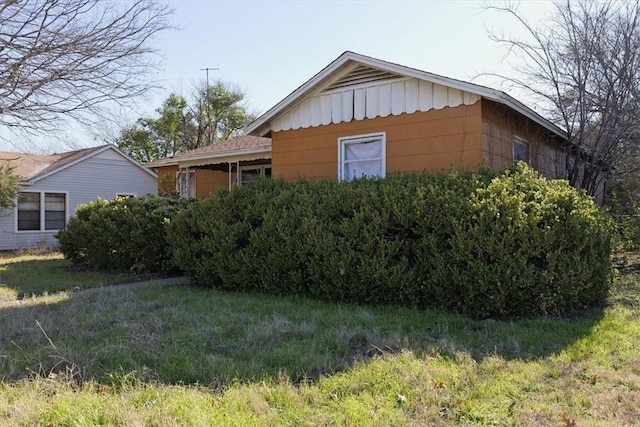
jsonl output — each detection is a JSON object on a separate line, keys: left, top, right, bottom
{"left": 1, "top": 0, "right": 556, "bottom": 152}
{"left": 151, "top": 0, "right": 554, "bottom": 116}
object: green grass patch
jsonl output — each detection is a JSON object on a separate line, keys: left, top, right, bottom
{"left": 0, "top": 251, "right": 155, "bottom": 302}
{"left": 0, "top": 252, "right": 639, "bottom": 425}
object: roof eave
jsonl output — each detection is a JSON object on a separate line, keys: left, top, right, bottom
{"left": 244, "top": 51, "right": 567, "bottom": 141}
{"left": 245, "top": 51, "right": 357, "bottom": 136}
{"left": 147, "top": 146, "right": 272, "bottom": 168}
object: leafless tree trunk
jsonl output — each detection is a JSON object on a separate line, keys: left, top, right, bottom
{"left": 484, "top": 0, "right": 640, "bottom": 198}
{"left": 0, "top": 0, "right": 172, "bottom": 135}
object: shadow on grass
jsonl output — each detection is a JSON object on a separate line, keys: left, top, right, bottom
{"left": 0, "top": 258, "right": 149, "bottom": 299}
{"left": 0, "top": 277, "right": 614, "bottom": 388}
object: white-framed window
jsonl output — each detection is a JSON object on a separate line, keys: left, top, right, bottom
{"left": 239, "top": 165, "right": 272, "bottom": 186}
{"left": 513, "top": 136, "right": 530, "bottom": 163}
{"left": 115, "top": 193, "right": 137, "bottom": 199}
{"left": 16, "top": 191, "right": 67, "bottom": 232}
{"left": 338, "top": 132, "right": 386, "bottom": 181}
{"left": 176, "top": 169, "right": 196, "bottom": 198}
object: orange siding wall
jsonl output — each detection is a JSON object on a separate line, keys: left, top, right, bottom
{"left": 271, "top": 103, "right": 483, "bottom": 181}
{"left": 481, "top": 100, "right": 565, "bottom": 179}
{"left": 156, "top": 165, "right": 227, "bottom": 198}
{"left": 157, "top": 165, "right": 178, "bottom": 195}
{"left": 195, "top": 169, "right": 228, "bottom": 199}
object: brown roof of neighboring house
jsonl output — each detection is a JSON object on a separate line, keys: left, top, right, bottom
{"left": 0, "top": 146, "right": 103, "bottom": 181}
{"left": 145, "top": 135, "right": 272, "bottom": 168}
{"left": 0, "top": 144, "right": 155, "bottom": 182}
{"left": 0, "top": 151, "right": 56, "bottom": 180}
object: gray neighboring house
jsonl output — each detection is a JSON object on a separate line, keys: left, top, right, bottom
{"left": 0, "top": 144, "right": 157, "bottom": 251}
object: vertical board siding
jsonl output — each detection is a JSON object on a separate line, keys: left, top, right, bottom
{"left": 299, "top": 99, "right": 311, "bottom": 125}
{"left": 354, "top": 89, "right": 366, "bottom": 120}
{"left": 365, "top": 86, "right": 379, "bottom": 119}
{"left": 272, "top": 78, "right": 481, "bottom": 132}
{"left": 320, "top": 94, "right": 332, "bottom": 125}
{"left": 419, "top": 81, "right": 434, "bottom": 111}
{"left": 342, "top": 91, "right": 354, "bottom": 122}
{"left": 331, "top": 93, "right": 342, "bottom": 124}
{"left": 310, "top": 97, "right": 322, "bottom": 127}
{"left": 391, "top": 82, "right": 405, "bottom": 116}
{"left": 433, "top": 85, "right": 448, "bottom": 109}
{"left": 405, "top": 79, "right": 419, "bottom": 114}
{"left": 0, "top": 149, "right": 157, "bottom": 250}
{"left": 272, "top": 103, "right": 483, "bottom": 182}
{"left": 481, "top": 99, "right": 566, "bottom": 180}
{"left": 379, "top": 84, "right": 391, "bottom": 117}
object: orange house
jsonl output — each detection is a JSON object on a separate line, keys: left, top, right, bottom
{"left": 146, "top": 135, "right": 271, "bottom": 198}
{"left": 148, "top": 52, "right": 576, "bottom": 199}
{"left": 246, "top": 51, "right": 568, "bottom": 184}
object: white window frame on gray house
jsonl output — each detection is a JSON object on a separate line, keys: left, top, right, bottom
{"left": 513, "top": 136, "right": 530, "bottom": 164}
{"left": 115, "top": 192, "right": 137, "bottom": 199}
{"left": 15, "top": 191, "right": 68, "bottom": 232}
{"left": 338, "top": 132, "right": 386, "bottom": 181}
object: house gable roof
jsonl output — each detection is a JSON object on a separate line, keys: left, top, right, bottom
{"left": 245, "top": 51, "right": 567, "bottom": 140}
{"left": 145, "top": 135, "right": 272, "bottom": 168}
{"left": 0, "top": 144, "right": 157, "bottom": 184}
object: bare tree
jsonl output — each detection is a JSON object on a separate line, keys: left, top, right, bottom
{"left": 0, "top": 0, "right": 172, "bottom": 135}
{"left": 485, "top": 0, "right": 640, "bottom": 197}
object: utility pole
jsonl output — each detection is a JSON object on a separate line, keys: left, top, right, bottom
{"left": 200, "top": 67, "right": 219, "bottom": 146}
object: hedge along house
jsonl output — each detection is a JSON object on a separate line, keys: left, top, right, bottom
{"left": 146, "top": 135, "right": 272, "bottom": 198}
{"left": 245, "top": 51, "right": 575, "bottom": 189}
{"left": 0, "top": 144, "right": 157, "bottom": 250}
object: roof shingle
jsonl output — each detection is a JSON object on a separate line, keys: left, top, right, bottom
{"left": 0, "top": 145, "right": 105, "bottom": 181}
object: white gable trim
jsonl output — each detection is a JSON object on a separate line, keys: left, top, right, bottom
{"left": 245, "top": 51, "right": 567, "bottom": 140}
{"left": 27, "top": 145, "right": 157, "bottom": 184}
{"left": 269, "top": 77, "right": 481, "bottom": 133}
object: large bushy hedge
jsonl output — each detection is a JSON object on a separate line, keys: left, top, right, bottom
{"left": 168, "top": 164, "right": 614, "bottom": 319}
{"left": 605, "top": 179, "right": 640, "bottom": 250}
{"left": 57, "top": 196, "right": 191, "bottom": 273}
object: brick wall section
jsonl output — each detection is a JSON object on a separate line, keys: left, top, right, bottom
{"left": 271, "top": 103, "right": 484, "bottom": 181}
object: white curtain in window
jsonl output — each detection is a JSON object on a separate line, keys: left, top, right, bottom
{"left": 343, "top": 140, "right": 382, "bottom": 180}
{"left": 344, "top": 159, "right": 382, "bottom": 181}
{"left": 345, "top": 140, "right": 382, "bottom": 161}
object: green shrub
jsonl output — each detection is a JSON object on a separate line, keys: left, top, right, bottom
{"left": 168, "top": 164, "right": 614, "bottom": 319}
{"left": 605, "top": 179, "right": 640, "bottom": 250}
{"left": 57, "top": 196, "right": 191, "bottom": 273}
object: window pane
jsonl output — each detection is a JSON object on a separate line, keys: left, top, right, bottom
{"left": 345, "top": 139, "right": 382, "bottom": 161}
{"left": 341, "top": 138, "right": 383, "bottom": 181}
{"left": 241, "top": 168, "right": 261, "bottom": 185}
{"left": 344, "top": 159, "right": 382, "bottom": 181}
{"left": 18, "top": 192, "right": 40, "bottom": 231}
{"left": 45, "top": 193, "right": 66, "bottom": 230}
{"left": 514, "top": 139, "right": 529, "bottom": 163}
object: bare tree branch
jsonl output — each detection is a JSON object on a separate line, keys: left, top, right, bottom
{"left": 484, "top": 0, "right": 640, "bottom": 197}
{"left": 0, "top": 0, "right": 173, "bottom": 133}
